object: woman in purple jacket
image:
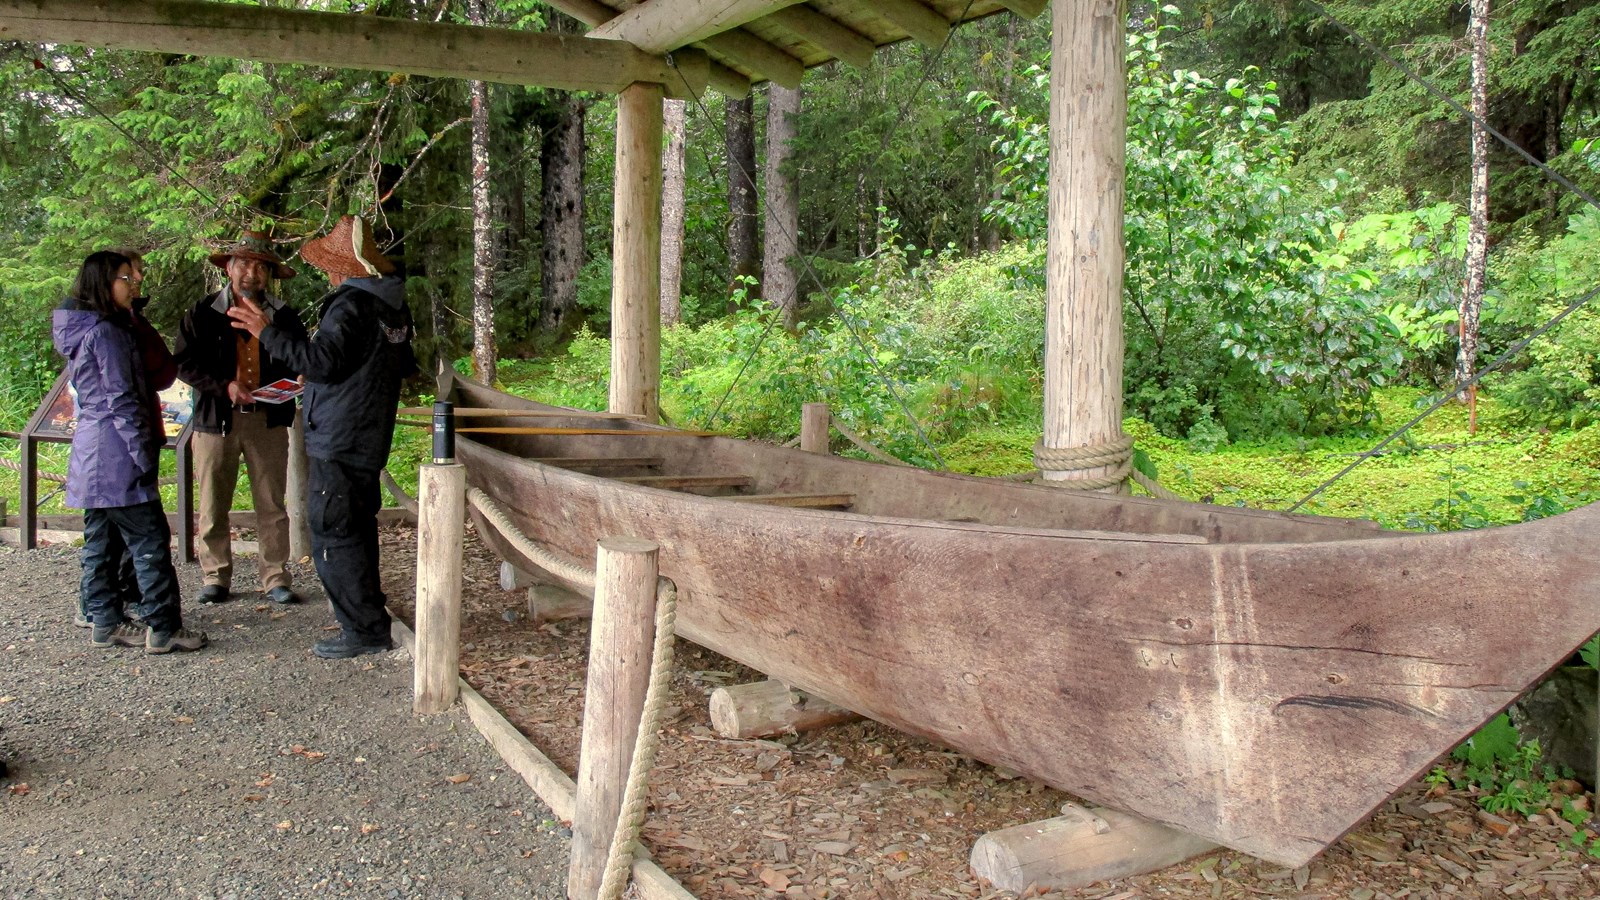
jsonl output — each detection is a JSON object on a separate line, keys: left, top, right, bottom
{"left": 52, "top": 251, "right": 207, "bottom": 654}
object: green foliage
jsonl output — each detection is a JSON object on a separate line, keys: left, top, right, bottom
{"left": 1442, "top": 715, "right": 1556, "bottom": 818}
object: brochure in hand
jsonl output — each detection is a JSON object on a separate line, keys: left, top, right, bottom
{"left": 250, "top": 378, "right": 303, "bottom": 405}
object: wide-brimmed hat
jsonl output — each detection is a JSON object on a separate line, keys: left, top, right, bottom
{"left": 208, "top": 231, "right": 296, "bottom": 279}
{"left": 299, "top": 215, "right": 396, "bottom": 277}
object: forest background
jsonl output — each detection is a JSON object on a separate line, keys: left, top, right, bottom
{"left": 0, "top": 0, "right": 1597, "bottom": 525}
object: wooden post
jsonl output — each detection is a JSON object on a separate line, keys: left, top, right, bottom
{"left": 176, "top": 429, "right": 195, "bottom": 563}
{"left": 286, "top": 408, "right": 312, "bottom": 561}
{"left": 800, "top": 402, "right": 830, "bottom": 454}
{"left": 709, "top": 679, "right": 860, "bottom": 739}
{"left": 1040, "top": 0, "right": 1128, "bottom": 491}
{"left": 609, "top": 82, "right": 664, "bottom": 423}
{"left": 20, "top": 433, "right": 36, "bottom": 551}
{"left": 569, "top": 536, "right": 659, "bottom": 900}
{"left": 413, "top": 461, "right": 467, "bottom": 714}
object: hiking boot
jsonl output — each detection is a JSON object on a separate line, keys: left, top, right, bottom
{"left": 197, "top": 585, "right": 230, "bottom": 605}
{"left": 73, "top": 612, "right": 92, "bottom": 628}
{"left": 265, "top": 586, "right": 299, "bottom": 605}
{"left": 146, "top": 627, "right": 209, "bottom": 654}
{"left": 312, "top": 633, "right": 394, "bottom": 660}
{"left": 91, "top": 622, "right": 148, "bottom": 649}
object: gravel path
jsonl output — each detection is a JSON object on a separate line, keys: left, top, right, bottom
{"left": 0, "top": 543, "right": 568, "bottom": 899}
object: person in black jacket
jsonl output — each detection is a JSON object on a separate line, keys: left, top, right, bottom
{"left": 174, "top": 233, "right": 308, "bottom": 607}
{"left": 228, "top": 216, "right": 417, "bottom": 659}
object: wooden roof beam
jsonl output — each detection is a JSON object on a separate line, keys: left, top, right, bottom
{"left": 996, "top": 0, "right": 1049, "bottom": 18}
{"left": 543, "top": 0, "right": 784, "bottom": 90}
{"left": 873, "top": 0, "right": 952, "bottom": 50}
{"left": 588, "top": 0, "right": 807, "bottom": 52}
{"left": 767, "top": 5, "right": 875, "bottom": 70}
{"left": 0, "top": 0, "right": 708, "bottom": 99}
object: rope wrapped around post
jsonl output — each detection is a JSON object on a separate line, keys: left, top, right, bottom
{"left": 1031, "top": 435, "right": 1133, "bottom": 491}
{"left": 466, "top": 487, "right": 678, "bottom": 900}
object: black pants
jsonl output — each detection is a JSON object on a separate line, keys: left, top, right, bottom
{"left": 81, "top": 500, "right": 182, "bottom": 633}
{"left": 78, "top": 523, "right": 137, "bottom": 622}
{"left": 309, "top": 457, "right": 390, "bottom": 643}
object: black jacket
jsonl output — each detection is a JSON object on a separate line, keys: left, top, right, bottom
{"left": 260, "top": 276, "right": 417, "bottom": 471}
{"left": 174, "top": 289, "right": 307, "bottom": 434}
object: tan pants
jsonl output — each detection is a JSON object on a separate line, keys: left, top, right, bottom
{"left": 193, "top": 409, "right": 291, "bottom": 591}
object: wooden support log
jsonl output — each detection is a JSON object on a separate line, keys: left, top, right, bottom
{"left": 609, "top": 82, "right": 665, "bottom": 423}
{"left": 970, "top": 805, "right": 1218, "bottom": 892}
{"left": 286, "top": 410, "right": 312, "bottom": 561}
{"left": 500, "top": 560, "right": 539, "bottom": 592}
{"left": 413, "top": 463, "right": 467, "bottom": 715}
{"left": 800, "top": 402, "right": 830, "bottom": 454}
{"left": 528, "top": 582, "right": 594, "bottom": 624}
{"left": 709, "top": 679, "right": 861, "bottom": 739}
{"left": 569, "top": 537, "right": 660, "bottom": 900}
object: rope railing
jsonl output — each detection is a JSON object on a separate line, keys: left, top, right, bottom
{"left": 466, "top": 486, "right": 677, "bottom": 900}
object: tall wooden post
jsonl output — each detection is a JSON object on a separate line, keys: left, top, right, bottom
{"left": 609, "top": 82, "right": 664, "bottom": 423}
{"left": 1040, "top": 0, "right": 1128, "bottom": 491}
{"left": 800, "top": 402, "right": 830, "bottom": 454}
{"left": 569, "top": 536, "right": 660, "bottom": 900}
{"left": 286, "top": 408, "right": 312, "bottom": 561}
{"left": 414, "top": 402, "right": 466, "bottom": 715}
{"left": 19, "top": 433, "right": 36, "bottom": 550}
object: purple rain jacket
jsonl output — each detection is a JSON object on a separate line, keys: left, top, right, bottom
{"left": 52, "top": 299, "right": 168, "bottom": 509}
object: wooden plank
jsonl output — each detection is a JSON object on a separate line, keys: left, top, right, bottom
{"left": 588, "top": 0, "right": 807, "bottom": 52}
{"left": 767, "top": 5, "right": 875, "bottom": 69}
{"left": 533, "top": 456, "right": 665, "bottom": 469}
{"left": 725, "top": 492, "right": 854, "bottom": 508}
{"left": 616, "top": 474, "right": 753, "bottom": 489}
{"left": 706, "top": 58, "right": 754, "bottom": 97}
{"left": 0, "top": 0, "right": 709, "bottom": 99}
{"left": 872, "top": 0, "right": 950, "bottom": 49}
{"left": 701, "top": 28, "right": 805, "bottom": 87}
{"left": 413, "top": 464, "right": 466, "bottom": 715}
{"left": 995, "top": 0, "right": 1048, "bottom": 18}
{"left": 400, "top": 407, "right": 647, "bottom": 420}
{"left": 456, "top": 427, "right": 715, "bottom": 436}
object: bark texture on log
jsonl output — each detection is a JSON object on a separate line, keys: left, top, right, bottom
{"left": 538, "top": 92, "right": 587, "bottom": 339}
{"left": 726, "top": 94, "right": 761, "bottom": 304}
{"left": 763, "top": 83, "right": 801, "bottom": 325}
{"left": 660, "top": 97, "right": 688, "bottom": 327}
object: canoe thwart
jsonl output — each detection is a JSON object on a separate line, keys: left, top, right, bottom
{"left": 534, "top": 456, "right": 666, "bottom": 469}
{"left": 616, "top": 474, "right": 754, "bottom": 490}
{"left": 724, "top": 492, "right": 856, "bottom": 509}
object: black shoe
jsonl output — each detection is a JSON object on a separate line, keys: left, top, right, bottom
{"left": 198, "top": 585, "right": 231, "bottom": 605}
{"left": 265, "top": 586, "right": 299, "bottom": 605}
{"left": 312, "top": 633, "right": 395, "bottom": 660}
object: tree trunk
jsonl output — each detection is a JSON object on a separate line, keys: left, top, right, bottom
{"left": 660, "top": 98, "right": 687, "bottom": 327}
{"left": 1458, "top": 0, "right": 1491, "bottom": 434}
{"left": 763, "top": 83, "right": 801, "bottom": 327}
{"left": 539, "top": 92, "right": 587, "bottom": 339}
{"left": 467, "top": 0, "right": 495, "bottom": 384}
{"left": 726, "top": 94, "right": 760, "bottom": 305}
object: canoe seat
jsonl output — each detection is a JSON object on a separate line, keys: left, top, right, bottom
{"left": 617, "top": 474, "right": 754, "bottom": 491}
{"left": 533, "top": 456, "right": 664, "bottom": 470}
{"left": 726, "top": 492, "right": 855, "bottom": 509}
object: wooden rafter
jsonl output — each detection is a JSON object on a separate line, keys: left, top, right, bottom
{"left": 0, "top": 0, "right": 708, "bottom": 99}
{"left": 766, "top": 5, "right": 874, "bottom": 70}
{"left": 542, "top": 0, "right": 784, "bottom": 92}
{"left": 872, "top": 0, "right": 952, "bottom": 49}
{"left": 996, "top": 0, "right": 1049, "bottom": 18}
{"left": 588, "top": 0, "right": 807, "bottom": 53}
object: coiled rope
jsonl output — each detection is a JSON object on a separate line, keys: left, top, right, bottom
{"left": 466, "top": 487, "right": 678, "bottom": 900}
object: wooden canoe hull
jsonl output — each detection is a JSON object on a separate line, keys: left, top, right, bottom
{"left": 447, "top": 380, "right": 1600, "bottom": 867}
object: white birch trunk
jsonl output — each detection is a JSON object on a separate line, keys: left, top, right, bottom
{"left": 660, "top": 98, "right": 687, "bottom": 326}
{"left": 468, "top": 0, "right": 495, "bottom": 385}
{"left": 1458, "top": 0, "right": 1491, "bottom": 431}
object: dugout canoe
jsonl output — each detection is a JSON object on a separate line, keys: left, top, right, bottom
{"left": 443, "top": 374, "right": 1600, "bottom": 868}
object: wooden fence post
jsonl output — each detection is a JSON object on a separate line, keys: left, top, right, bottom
{"left": 414, "top": 401, "right": 466, "bottom": 714}
{"left": 569, "top": 536, "right": 660, "bottom": 900}
{"left": 286, "top": 407, "right": 312, "bottom": 561}
{"left": 800, "top": 402, "right": 830, "bottom": 454}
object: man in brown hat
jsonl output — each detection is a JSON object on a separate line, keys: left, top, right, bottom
{"left": 228, "top": 216, "right": 417, "bottom": 659}
{"left": 175, "top": 232, "right": 309, "bottom": 607}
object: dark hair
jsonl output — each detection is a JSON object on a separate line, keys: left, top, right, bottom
{"left": 71, "top": 251, "right": 131, "bottom": 316}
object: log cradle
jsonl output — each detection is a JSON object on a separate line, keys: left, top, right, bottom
{"left": 442, "top": 374, "right": 1600, "bottom": 869}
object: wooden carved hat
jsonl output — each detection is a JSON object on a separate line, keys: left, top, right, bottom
{"left": 299, "top": 215, "right": 396, "bottom": 278}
